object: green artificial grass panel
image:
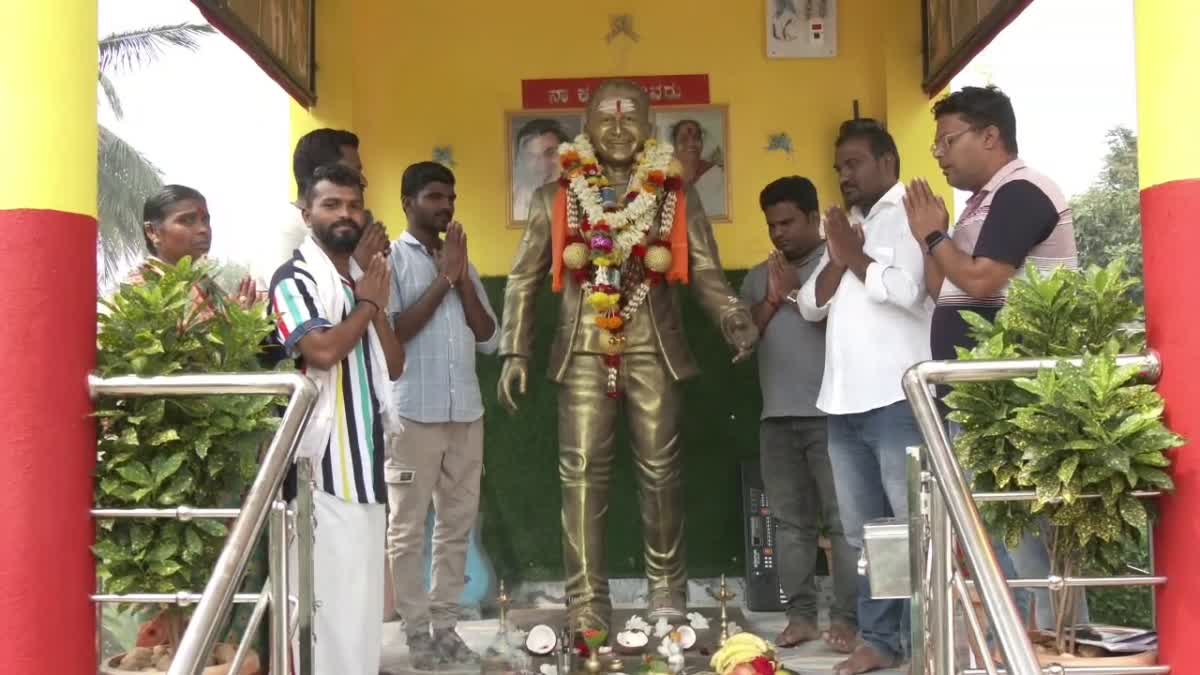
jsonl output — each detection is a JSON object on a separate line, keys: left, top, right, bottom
{"left": 476, "top": 271, "right": 763, "bottom": 582}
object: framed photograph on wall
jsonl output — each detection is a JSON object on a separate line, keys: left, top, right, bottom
{"left": 506, "top": 110, "right": 585, "bottom": 227}
{"left": 654, "top": 104, "right": 732, "bottom": 223}
{"left": 766, "top": 0, "right": 838, "bottom": 59}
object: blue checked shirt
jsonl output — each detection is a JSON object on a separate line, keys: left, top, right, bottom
{"left": 387, "top": 232, "right": 499, "bottom": 423}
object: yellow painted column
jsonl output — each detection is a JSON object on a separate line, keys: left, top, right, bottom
{"left": 1136, "top": 1, "right": 1200, "bottom": 192}
{"left": 0, "top": 1, "right": 98, "bottom": 215}
{"left": 0, "top": 1, "right": 98, "bottom": 672}
{"left": 1135, "top": 2, "right": 1200, "bottom": 669}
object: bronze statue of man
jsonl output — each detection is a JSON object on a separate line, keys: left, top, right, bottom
{"left": 497, "top": 79, "right": 757, "bottom": 633}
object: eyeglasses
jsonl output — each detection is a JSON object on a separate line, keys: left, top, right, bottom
{"left": 930, "top": 128, "right": 976, "bottom": 157}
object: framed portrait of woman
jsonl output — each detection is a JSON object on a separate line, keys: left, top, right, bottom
{"left": 653, "top": 105, "right": 732, "bottom": 223}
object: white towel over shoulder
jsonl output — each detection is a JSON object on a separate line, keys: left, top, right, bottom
{"left": 296, "top": 235, "right": 402, "bottom": 462}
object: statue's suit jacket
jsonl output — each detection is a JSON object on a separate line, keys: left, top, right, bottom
{"left": 499, "top": 182, "right": 746, "bottom": 383}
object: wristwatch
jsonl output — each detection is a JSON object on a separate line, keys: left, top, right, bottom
{"left": 924, "top": 230, "right": 948, "bottom": 255}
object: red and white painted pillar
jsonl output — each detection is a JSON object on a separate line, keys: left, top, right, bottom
{"left": 1136, "top": 1, "right": 1200, "bottom": 669}
{"left": 0, "top": 1, "right": 98, "bottom": 671}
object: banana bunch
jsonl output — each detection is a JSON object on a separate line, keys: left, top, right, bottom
{"left": 709, "top": 632, "right": 775, "bottom": 675}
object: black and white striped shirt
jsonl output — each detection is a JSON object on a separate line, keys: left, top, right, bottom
{"left": 270, "top": 250, "right": 386, "bottom": 504}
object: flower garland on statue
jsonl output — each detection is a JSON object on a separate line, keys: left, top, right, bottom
{"left": 557, "top": 134, "right": 683, "bottom": 398}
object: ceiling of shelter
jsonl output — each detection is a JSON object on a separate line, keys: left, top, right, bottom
{"left": 187, "top": 0, "right": 1030, "bottom": 105}
{"left": 924, "top": 0, "right": 1031, "bottom": 93}
{"left": 192, "top": 0, "right": 315, "bottom": 105}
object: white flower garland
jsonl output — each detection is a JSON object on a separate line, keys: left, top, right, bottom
{"left": 562, "top": 134, "right": 675, "bottom": 264}
{"left": 616, "top": 190, "right": 680, "bottom": 320}
{"left": 556, "top": 135, "right": 681, "bottom": 397}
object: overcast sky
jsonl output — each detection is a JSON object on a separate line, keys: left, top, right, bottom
{"left": 99, "top": 0, "right": 290, "bottom": 274}
{"left": 100, "top": 0, "right": 1137, "bottom": 272}
{"left": 952, "top": 0, "right": 1137, "bottom": 201}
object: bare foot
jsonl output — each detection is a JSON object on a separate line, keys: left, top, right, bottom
{"left": 775, "top": 619, "right": 821, "bottom": 647}
{"left": 832, "top": 643, "right": 900, "bottom": 675}
{"left": 822, "top": 622, "right": 858, "bottom": 654}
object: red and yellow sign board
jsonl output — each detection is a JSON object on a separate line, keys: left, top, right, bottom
{"left": 521, "top": 74, "right": 710, "bottom": 110}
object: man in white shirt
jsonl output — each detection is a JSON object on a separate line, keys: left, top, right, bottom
{"left": 791, "top": 120, "right": 931, "bottom": 674}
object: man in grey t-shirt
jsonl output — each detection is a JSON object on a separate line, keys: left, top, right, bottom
{"left": 740, "top": 176, "right": 857, "bottom": 651}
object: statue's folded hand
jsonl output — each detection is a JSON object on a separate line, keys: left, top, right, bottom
{"left": 497, "top": 356, "right": 529, "bottom": 415}
{"left": 722, "top": 311, "right": 759, "bottom": 363}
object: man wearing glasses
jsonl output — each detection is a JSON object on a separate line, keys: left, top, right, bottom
{"left": 903, "top": 85, "right": 1077, "bottom": 363}
{"left": 902, "top": 85, "right": 1081, "bottom": 631}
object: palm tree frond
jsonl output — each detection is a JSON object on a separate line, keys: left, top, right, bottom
{"left": 98, "top": 125, "right": 164, "bottom": 285}
{"left": 98, "top": 23, "right": 216, "bottom": 75}
{"left": 98, "top": 73, "right": 124, "bottom": 119}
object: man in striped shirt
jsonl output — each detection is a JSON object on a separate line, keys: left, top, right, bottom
{"left": 903, "top": 85, "right": 1083, "bottom": 632}
{"left": 270, "top": 163, "right": 406, "bottom": 674}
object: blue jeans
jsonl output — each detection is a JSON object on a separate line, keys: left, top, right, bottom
{"left": 827, "top": 400, "right": 921, "bottom": 660}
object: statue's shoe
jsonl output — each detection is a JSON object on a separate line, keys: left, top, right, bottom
{"left": 570, "top": 606, "right": 613, "bottom": 637}
{"left": 647, "top": 589, "right": 687, "bottom": 621}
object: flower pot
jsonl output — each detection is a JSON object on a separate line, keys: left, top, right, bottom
{"left": 99, "top": 643, "right": 260, "bottom": 675}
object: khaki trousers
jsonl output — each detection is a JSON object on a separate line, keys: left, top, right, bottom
{"left": 385, "top": 417, "right": 484, "bottom": 634}
{"left": 558, "top": 353, "right": 686, "bottom": 629}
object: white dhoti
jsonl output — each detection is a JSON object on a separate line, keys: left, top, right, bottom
{"left": 290, "top": 490, "right": 385, "bottom": 675}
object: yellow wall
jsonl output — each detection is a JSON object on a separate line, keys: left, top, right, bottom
{"left": 292, "top": 0, "right": 943, "bottom": 275}
{"left": 287, "top": 0, "right": 357, "bottom": 189}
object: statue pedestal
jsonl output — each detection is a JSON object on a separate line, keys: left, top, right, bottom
{"left": 380, "top": 601, "right": 908, "bottom": 675}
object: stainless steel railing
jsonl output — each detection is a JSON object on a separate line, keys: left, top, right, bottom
{"left": 90, "top": 373, "right": 318, "bottom": 675}
{"left": 901, "top": 353, "right": 1168, "bottom": 675}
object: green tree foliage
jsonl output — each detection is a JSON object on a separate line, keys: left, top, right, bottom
{"left": 1071, "top": 127, "right": 1142, "bottom": 300}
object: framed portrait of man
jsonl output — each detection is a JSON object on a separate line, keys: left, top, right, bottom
{"left": 506, "top": 111, "right": 585, "bottom": 228}
{"left": 653, "top": 105, "right": 732, "bottom": 223}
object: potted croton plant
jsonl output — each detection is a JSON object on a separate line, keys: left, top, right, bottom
{"left": 946, "top": 260, "right": 1183, "bottom": 666}
{"left": 94, "top": 258, "right": 282, "bottom": 674}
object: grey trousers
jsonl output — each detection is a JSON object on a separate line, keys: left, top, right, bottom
{"left": 760, "top": 416, "right": 858, "bottom": 625}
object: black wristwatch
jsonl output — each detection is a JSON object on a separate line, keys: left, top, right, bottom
{"left": 924, "top": 230, "right": 947, "bottom": 255}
